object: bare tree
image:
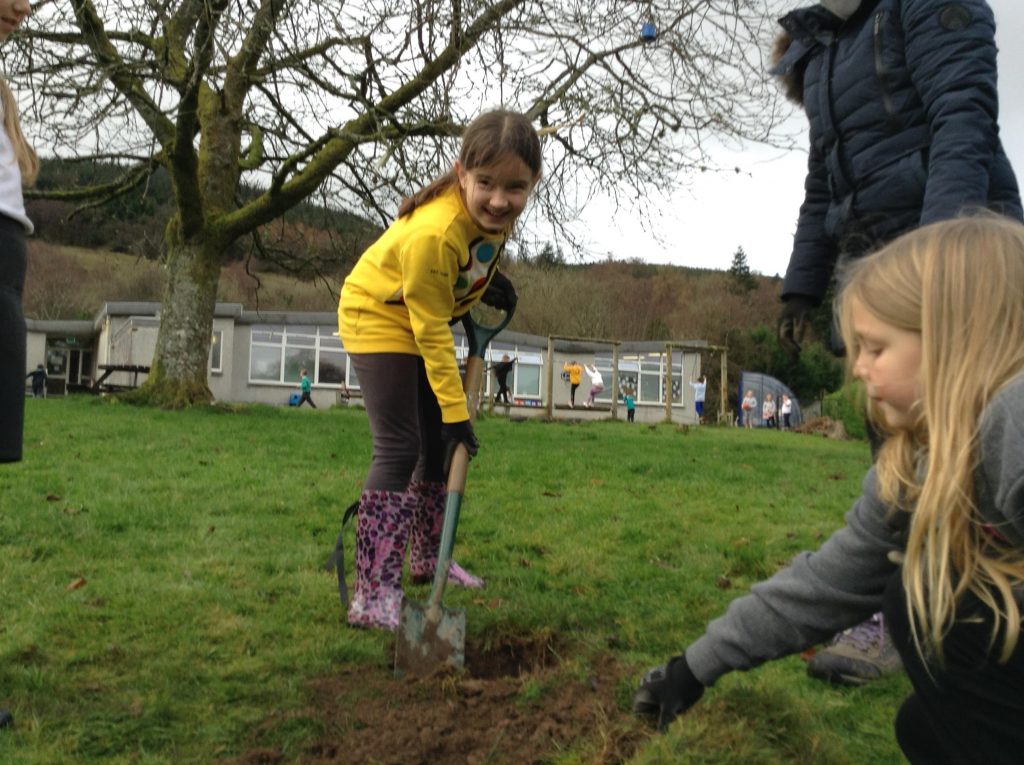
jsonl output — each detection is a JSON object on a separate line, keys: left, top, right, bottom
{"left": 9, "top": 0, "right": 786, "bottom": 405}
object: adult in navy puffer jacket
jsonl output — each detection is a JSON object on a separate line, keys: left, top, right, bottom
{"left": 773, "top": 0, "right": 1023, "bottom": 356}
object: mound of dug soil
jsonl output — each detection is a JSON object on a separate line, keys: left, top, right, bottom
{"left": 795, "top": 416, "right": 849, "bottom": 440}
{"left": 225, "top": 634, "right": 649, "bottom": 765}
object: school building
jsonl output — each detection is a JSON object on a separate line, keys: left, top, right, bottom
{"left": 24, "top": 301, "right": 719, "bottom": 424}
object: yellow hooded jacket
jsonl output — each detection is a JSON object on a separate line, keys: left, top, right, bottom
{"left": 338, "top": 185, "right": 506, "bottom": 423}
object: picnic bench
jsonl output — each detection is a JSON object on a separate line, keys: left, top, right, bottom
{"left": 93, "top": 364, "right": 151, "bottom": 392}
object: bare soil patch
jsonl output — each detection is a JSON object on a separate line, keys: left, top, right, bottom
{"left": 794, "top": 416, "right": 849, "bottom": 440}
{"left": 223, "top": 633, "right": 650, "bottom": 765}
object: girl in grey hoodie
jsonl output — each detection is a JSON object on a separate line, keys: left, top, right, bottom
{"left": 635, "top": 215, "right": 1024, "bottom": 764}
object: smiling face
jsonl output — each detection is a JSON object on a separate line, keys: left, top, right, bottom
{"left": 850, "top": 298, "right": 923, "bottom": 430}
{"left": 455, "top": 153, "right": 537, "bottom": 234}
{"left": 0, "top": 0, "right": 30, "bottom": 42}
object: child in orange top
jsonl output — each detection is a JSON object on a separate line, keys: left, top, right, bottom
{"left": 563, "top": 360, "right": 583, "bottom": 408}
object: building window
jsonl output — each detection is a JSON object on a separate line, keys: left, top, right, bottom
{"left": 47, "top": 348, "right": 67, "bottom": 376}
{"left": 249, "top": 325, "right": 353, "bottom": 387}
{"left": 617, "top": 359, "right": 640, "bottom": 400}
{"left": 639, "top": 357, "right": 662, "bottom": 403}
{"left": 456, "top": 335, "right": 544, "bottom": 402}
{"left": 209, "top": 330, "right": 223, "bottom": 373}
{"left": 513, "top": 352, "right": 543, "bottom": 399}
{"left": 250, "top": 343, "right": 283, "bottom": 382}
{"left": 587, "top": 358, "right": 613, "bottom": 403}
{"left": 318, "top": 350, "right": 347, "bottom": 385}
{"left": 625, "top": 353, "right": 684, "bottom": 405}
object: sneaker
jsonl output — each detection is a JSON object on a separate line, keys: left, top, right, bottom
{"left": 806, "top": 613, "right": 903, "bottom": 686}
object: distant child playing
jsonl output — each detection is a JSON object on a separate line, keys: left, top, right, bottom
{"left": 780, "top": 394, "right": 793, "bottom": 430}
{"left": 634, "top": 215, "right": 1024, "bottom": 763}
{"left": 689, "top": 375, "right": 706, "bottom": 424}
{"left": 622, "top": 389, "right": 636, "bottom": 423}
{"left": 337, "top": 109, "right": 541, "bottom": 631}
{"left": 25, "top": 364, "right": 46, "bottom": 398}
{"left": 583, "top": 363, "right": 604, "bottom": 408}
{"left": 740, "top": 390, "right": 757, "bottom": 429}
{"left": 297, "top": 368, "right": 316, "bottom": 408}
{"left": 563, "top": 360, "right": 582, "bottom": 408}
{"left": 491, "top": 353, "right": 516, "bottom": 405}
{"left": 762, "top": 393, "right": 777, "bottom": 429}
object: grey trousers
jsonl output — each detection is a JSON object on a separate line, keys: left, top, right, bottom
{"left": 349, "top": 353, "right": 446, "bottom": 492}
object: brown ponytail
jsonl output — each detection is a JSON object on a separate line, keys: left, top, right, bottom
{"left": 397, "top": 110, "right": 541, "bottom": 219}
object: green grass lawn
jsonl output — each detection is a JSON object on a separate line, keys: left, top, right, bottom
{"left": 0, "top": 397, "right": 908, "bottom": 764}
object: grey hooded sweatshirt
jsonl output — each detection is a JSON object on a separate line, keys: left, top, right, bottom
{"left": 686, "top": 373, "right": 1024, "bottom": 687}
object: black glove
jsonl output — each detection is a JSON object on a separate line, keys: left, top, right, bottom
{"left": 481, "top": 270, "right": 517, "bottom": 313}
{"left": 632, "top": 655, "right": 705, "bottom": 732}
{"left": 777, "top": 295, "right": 817, "bottom": 358}
{"left": 441, "top": 419, "right": 479, "bottom": 475}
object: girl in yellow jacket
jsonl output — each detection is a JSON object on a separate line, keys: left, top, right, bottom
{"left": 338, "top": 110, "right": 541, "bottom": 631}
{"left": 563, "top": 361, "right": 583, "bottom": 408}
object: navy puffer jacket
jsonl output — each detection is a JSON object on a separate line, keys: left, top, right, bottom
{"left": 773, "top": 0, "right": 1023, "bottom": 303}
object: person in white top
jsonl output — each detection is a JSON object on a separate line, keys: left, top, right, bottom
{"left": 583, "top": 363, "right": 604, "bottom": 408}
{"left": 0, "top": 0, "right": 39, "bottom": 734}
{"left": 780, "top": 394, "right": 794, "bottom": 430}
{"left": 0, "top": 0, "right": 40, "bottom": 466}
{"left": 690, "top": 375, "right": 707, "bottom": 424}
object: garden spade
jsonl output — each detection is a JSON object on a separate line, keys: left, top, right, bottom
{"left": 394, "top": 302, "right": 513, "bottom": 678}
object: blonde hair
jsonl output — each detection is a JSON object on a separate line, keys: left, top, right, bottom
{"left": 0, "top": 77, "right": 38, "bottom": 186}
{"left": 837, "top": 214, "right": 1024, "bottom": 663}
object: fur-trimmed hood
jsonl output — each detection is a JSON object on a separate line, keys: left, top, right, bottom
{"left": 769, "top": 4, "right": 849, "bottom": 106}
{"left": 770, "top": 31, "right": 804, "bottom": 105}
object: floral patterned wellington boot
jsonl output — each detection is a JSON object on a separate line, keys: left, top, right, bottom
{"left": 408, "top": 481, "right": 485, "bottom": 588}
{"left": 347, "top": 489, "right": 415, "bottom": 631}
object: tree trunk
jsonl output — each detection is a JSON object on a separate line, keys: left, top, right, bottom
{"left": 133, "top": 224, "right": 222, "bottom": 407}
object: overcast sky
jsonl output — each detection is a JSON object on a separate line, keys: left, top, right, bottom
{"left": 569, "top": 0, "right": 1024, "bottom": 277}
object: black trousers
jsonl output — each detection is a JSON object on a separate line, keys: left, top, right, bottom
{"left": 0, "top": 216, "right": 27, "bottom": 463}
{"left": 495, "top": 378, "right": 510, "bottom": 404}
{"left": 348, "top": 353, "right": 445, "bottom": 492}
{"left": 883, "top": 570, "right": 1024, "bottom": 764}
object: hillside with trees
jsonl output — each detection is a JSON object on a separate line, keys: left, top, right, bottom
{"left": 24, "top": 166, "right": 843, "bottom": 413}
{"left": 13, "top": 0, "right": 789, "bottom": 407}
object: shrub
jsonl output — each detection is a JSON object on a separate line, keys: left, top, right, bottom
{"left": 822, "top": 381, "right": 868, "bottom": 440}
